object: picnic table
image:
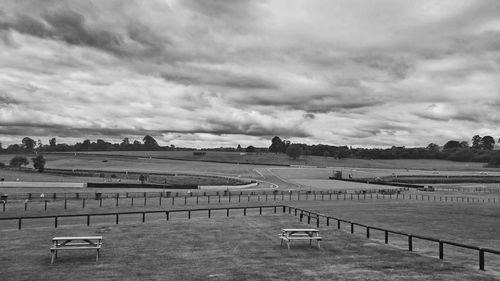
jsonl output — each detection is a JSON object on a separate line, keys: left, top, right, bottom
{"left": 279, "top": 228, "right": 322, "bottom": 250}
{"left": 50, "top": 236, "right": 102, "bottom": 264}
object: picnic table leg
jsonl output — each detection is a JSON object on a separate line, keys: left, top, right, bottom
{"left": 287, "top": 241, "right": 290, "bottom": 250}
{"left": 51, "top": 250, "right": 56, "bottom": 264}
{"left": 96, "top": 249, "right": 99, "bottom": 262}
{"left": 317, "top": 241, "right": 321, "bottom": 249}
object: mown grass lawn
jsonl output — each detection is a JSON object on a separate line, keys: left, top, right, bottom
{"left": 0, "top": 214, "right": 498, "bottom": 281}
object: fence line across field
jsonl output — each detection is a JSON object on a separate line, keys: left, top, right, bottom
{"left": 1, "top": 204, "right": 499, "bottom": 272}
{"left": 288, "top": 206, "right": 500, "bottom": 271}
{"left": 1, "top": 189, "right": 499, "bottom": 213}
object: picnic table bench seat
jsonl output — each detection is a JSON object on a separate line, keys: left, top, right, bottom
{"left": 50, "top": 236, "right": 102, "bottom": 264}
{"left": 279, "top": 229, "right": 322, "bottom": 249}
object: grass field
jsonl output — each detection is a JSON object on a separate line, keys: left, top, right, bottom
{"left": 1, "top": 152, "right": 500, "bottom": 280}
{"left": 24, "top": 150, "right": 500, "bottom": 171}
{"left": 0, "top": 214, "right": 498, "bottom": 281}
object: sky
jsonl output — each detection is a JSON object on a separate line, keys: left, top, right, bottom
{"left": 0, "top": 0, "right": 499, "bottom": 148}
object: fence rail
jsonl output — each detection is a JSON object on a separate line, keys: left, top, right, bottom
{"left": 1, "top": 189, "right": 498, "bottom": 213}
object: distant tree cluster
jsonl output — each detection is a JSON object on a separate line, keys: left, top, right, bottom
{"left": 268, "top": 135, "right": 499, "bottom": 164}
{"left": 0, "top": 135, "right": 175, "bottom": 154}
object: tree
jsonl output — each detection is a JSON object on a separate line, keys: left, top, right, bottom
{"left": 285, "top": 144, "right": 303, "bottom": 160}
{"left": 120, "top": 137, "right": 130, "bottom": 149}
{"left": 22, "top": 137, "right": 36, "bottom": 152}
{"left": 323, "top": 151, "right": 331, "bottom": 158}
{"left": 245, "top": 145, "right": 255, "bottom": 153}
{"left": 443, "top": 140, "right": 461, "bottom": 150}
{"left": 426, "top": 143, "right": 439, "bottom": 152}
{"left": 143, "top": 135, "right": 159, "bottom": 150}
{"left": 10, "top": 156, "right": 29, "bottom": 169}
{"left": 269, "top": 136, "right": 283, "bottom": 154}
{"left": 459, "top": 141, "right": 469, "bottom": 148}
{"left": 236, "top": 144, "right": 242, "bottom": 151}
{"left": 472, "top": 135, "right": 482, "bottom": 150}
{"left": 49, "top": 138, "right": 57, "bottom": 147}
{"left": 32, "top": 155, "right": 46, "bottom": 172}
{"left": 481, "top": 136, "right": 495, "bottom": 150}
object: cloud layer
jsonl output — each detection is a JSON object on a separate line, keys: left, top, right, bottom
{"left": 0, "top": 0, "right": 499, "bottom": 148}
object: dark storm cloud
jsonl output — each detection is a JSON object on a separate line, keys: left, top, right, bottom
{"left": 0, "top": 95, "right": 18, "bottom": 105}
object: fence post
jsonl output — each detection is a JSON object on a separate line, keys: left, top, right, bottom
{"left": 385, "top": 230, "right": 388, "bottom": 244}
{"left": 172, "top": 197, "right": 175, "bottom": 205}
{"left": 25, "top": 201, "right": 28, "bottom": 211}
{"left": 259, "top": 207, "right": 262, "bottom": 215}
{"left": 166, "top": 211, "right": 170, "bottom": 221}
{"left": 316, "top": 216, "right": 320, "bottom": 227}
{"left": 18, "top": 218, "right": 22, "bottom": 230}
{"left": 116, "top": 194, "right": 119, "bottom": 207}
{"left": 208, "top": 209, "right": 211, "bottom": 218}
{"left": 226, "top": 209, "right": 229, "bottom": 217}
{"left": 142, "top": 212, "right": 146, "bottom": 223}
{"left": 64, "top": 199, "right": 67, "bottom": 210}
{"left": 144, "top": 196, "right": 147, "bottom": 206}
{"left": 327, "top": 217, "right": 330, "bottom": 226}
{"left": 479, "top": 249, "right": 485, "bottom": 270}
{"left": 439, "top": 241, "right": 444, "bottom": 259}
{"left": 2, "top": 201, "right": 5, "bottom": 212}
{"left": 307, "top": 215, "right": 311, "bottom": 224}
{"left": 87, "top": 215, "right": 90, "bottom": 226}
{"left": 300, "top": 213, "right": 303, "bottom": 222}
{"left": 408, "top": 235, "right": 413, "bottom": 251}
{"left": 159, "top": 196, "right": 162, "bottom": 206}
{"left": 274, "top": 206, "right": 277, "bottom": 213}
{"left": 188, "top": 210, "right": 191, "bottom": 219}
{"left": 45, "top": 200, "right": 48, "bottom": 211}
{"left": 115, "top": 213, "right": 119, "bottom": 224}
{"left": 366, "top": 227, "right": 370, "bottom": 238}
{"left": 244, "top": 208, "right": 247, "bottom": 216}
{"left": 337, "top": 220, "right": 341, "bottom": 229}
{"left": 55, "top": 216, "right": 58, "bottom": 228}
{"left": 350, "top": 223, "right": 354, "bottom": 233}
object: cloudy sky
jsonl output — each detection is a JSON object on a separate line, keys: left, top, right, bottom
{"left": 1, "top": 0, "right": 499, "bottom": 148}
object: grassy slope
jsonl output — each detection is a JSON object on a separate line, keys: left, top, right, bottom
{"left": 45, "top": 151, "right": 498, "bottom": 171}
{"left": 0, "top": 215, "right": 497, "bottom": 281}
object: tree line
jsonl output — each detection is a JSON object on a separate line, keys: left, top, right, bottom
{"left": 268, "top": 135, "right": 500, "bottom": 167}
{"left": 1, "top": 134, "right": 499, "bottom": 167}
{"left": 0, "top": 135, "right": 176, "bottom": 154}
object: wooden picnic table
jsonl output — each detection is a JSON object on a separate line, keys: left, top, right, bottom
{"left": 50, "top": 236, "right": 102, "bottom": 264}
{"left": 279, "top": 228, "right": 322, "bottom": 250}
